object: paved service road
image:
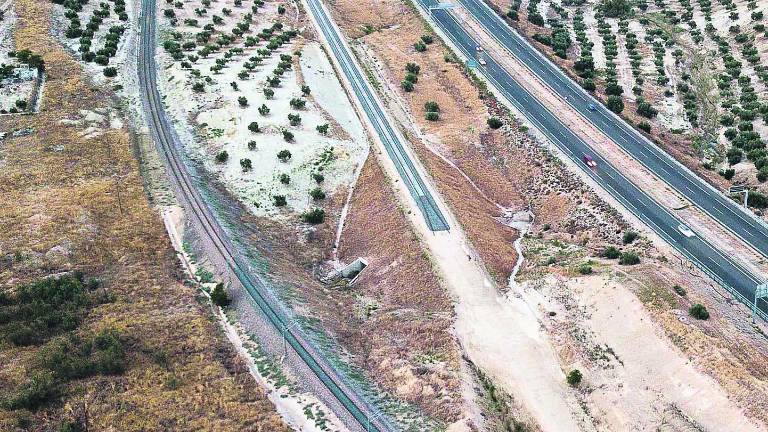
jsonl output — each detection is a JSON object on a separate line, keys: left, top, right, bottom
{"left": 304, "top": 0, "right": 450, "bottom": 232}
{"left": 138, "top": 1, "right": 392, "bottom": 430}
{"left": 414, "top": 0, "right": 768, "bottom": 318}
{"left": 456, "top": 0, "right": 768, "bottom": 261}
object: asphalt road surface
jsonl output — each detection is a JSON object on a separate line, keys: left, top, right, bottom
{"left": 416, "top": 0, "right": 768, "bottom": 318}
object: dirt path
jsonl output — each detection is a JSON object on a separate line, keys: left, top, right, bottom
{"left": 366, "top": 135, "right": 593, "bottom": 430}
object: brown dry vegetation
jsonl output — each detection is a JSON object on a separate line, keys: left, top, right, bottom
{"left": 329, "top": 0, "right": 630, "bottom": 285}
{"left": 226, "top": 155, "right": 462, "bottom": 423}
{"left": 331, "top": 0, "right": 523, "bottom": 284}
{"left": 338, "top": 157, "right": 462, "bottom": 422}
{"left": 0, "top": 0, "right": 288, "bottom": 430}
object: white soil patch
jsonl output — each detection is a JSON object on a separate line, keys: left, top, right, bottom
{"left": 50, "top": 0, "right": 135, "bottom": 87}
{"left": 157, "top": 0, "right": 367, "bottom": 219}
{"left": 583, "top": 7, "right": 606, "bottom": 70}
{"left": 556, "top": 275, "right": 764, "bottom": 432}
{"left": 0, "top": 1, "right": 39, "bottom": 113}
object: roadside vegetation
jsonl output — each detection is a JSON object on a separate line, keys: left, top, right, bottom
{"left": 493, "top": 0, "right": 768, "bottom": 205}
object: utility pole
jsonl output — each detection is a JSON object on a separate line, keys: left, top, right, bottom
{"left": 280, "top": 321, "right": 301, "bottom": 363}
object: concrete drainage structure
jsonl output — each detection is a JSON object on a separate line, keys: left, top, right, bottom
{"left": 327, "top": 257, "right": 369, "bottom": 287}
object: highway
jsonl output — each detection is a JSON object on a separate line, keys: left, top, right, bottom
{"left": 414, "top": 0, "right": 768, "bottom": 318}
{"left": 456, "top": 1, "right": 768, "bottom": 256}
{"left": 303, "top": 0, "right": 450, "bottom": 232}
{"left": 138, "top": 1, "right": 392, "bottom": 430}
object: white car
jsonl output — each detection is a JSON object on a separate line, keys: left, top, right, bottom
{"left": 678, "top": 224, "right": 696, "bottom": 238}
{"left": 476, "top": 45, "right": 484, "bottom": 52}
{"left": 478, "top": 58, "right": 487, "bottom": 66}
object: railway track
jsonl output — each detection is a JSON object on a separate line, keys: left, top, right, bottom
{"left": 137, "top": 1, "right": 393, "bottom": 430}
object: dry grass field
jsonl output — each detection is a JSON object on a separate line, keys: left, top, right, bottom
{"left": 0, "top": 0, "right": 288, "bottom": 430}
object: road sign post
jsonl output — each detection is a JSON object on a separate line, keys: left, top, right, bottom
{"left": 754, "top": 283, "right": 768, "bottom": 322}
{"left": 729, "top": 185, "right": 749, "bottom": 208}
{"left": 428, "top": 2, "right": 456, "bottom": 15}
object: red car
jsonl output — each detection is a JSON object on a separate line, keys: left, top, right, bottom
{"left": 583, "top": 154, "right": 597, "bottom": 168}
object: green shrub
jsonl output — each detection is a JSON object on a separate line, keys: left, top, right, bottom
{"left": 606, "top": 95, "right": 624, "bottom": 113}
{"left": 401, "top": 80, "right": 414, "bottom": 92}
{"left": 0, "top": 274, "right": 90, "bottom": 347}
{"left": 312, "top": 173, "right": 324, "bottom": 184}
{"left": 425, "top": 111, "right": 439, "bottom": 121}
{"left": 2, "top": 372, "right": 57, "bottom": 410}
{"left": 414, "top": 41, "right": 427, "bottom": 52}
{"left": 289, "top": 98, "right": 306, "bottom": 109}
{"left": 215, "top": 151, "right": 228, "bottom": 163}
{"left": 599, "top": 0, "right": 631, "bottom": 17}
{"left": 210, "top": 283, "right": 231, "bottom": 307}
{"left": 240, "top": 158, "right": 252, "bottom": 172}
{"left": 619, "top": 251, "right": 640, "bottom": 265}
{"left": 421, "top": 34, "right": 434, "bottom": 44}
{"left": 301, "top": 208, "right": 325, "bottom": 224}
{"left": 424, "top": 101, "right": 440, "bottom": 112}
{"left": 316, "top": 123, "right": 329, "bottom": 135}
{"left": 103, "top": 67, "right": 117, "bottom": 77}
{"left": 248, "top": 121, "right": 260, "bottom": 133}
{"left": 277, "top": 149, "right": 292, "bottom": 162}
{"left": 622, "top": 231, "right": 638, "bottom": 244}
{"left": 405, "top": 62, "right": 420, "bottom": 74}
{"left": 273, "top": 195, "right": 287, "bottom": 207}
{"left": 688, "top": 303, "right": 709, "bottom": 320}
{"left": 577, "top": 263, "right": 593, "bottom": 275}
{"left": 566, "top": 369, "right": 582, "bottom": 387}
{"left": 673, "top": 284, "right": 686, "bottom": 296}
{"left": 720, "top": 168, "right": 735, "bottom": 180}
{"left": 309, "top": 187, "right": 326, "bottom": 200}
{"left": 487, "top": 117, "right": 503, "bottom": 129}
